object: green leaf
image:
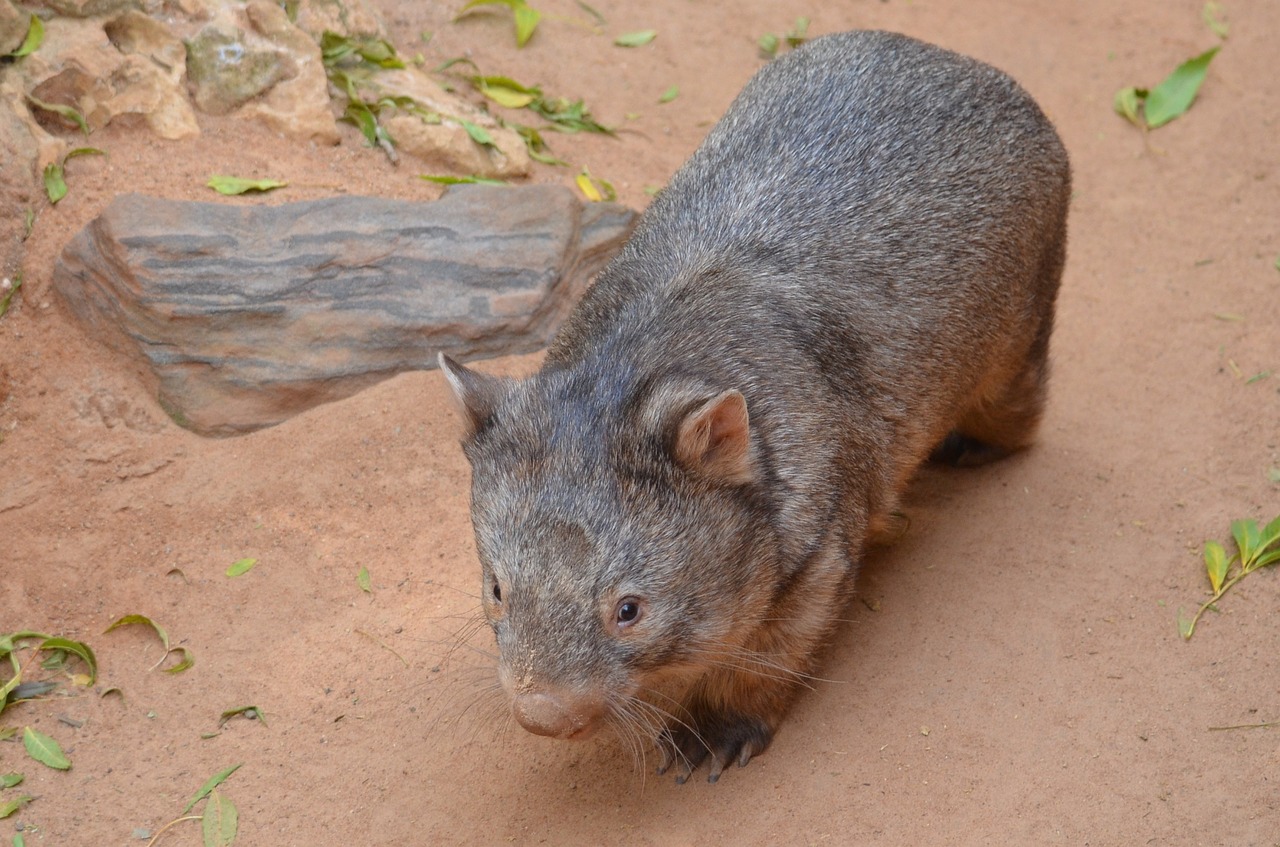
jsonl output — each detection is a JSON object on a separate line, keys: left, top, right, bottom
{"left": 475, "top": 75, "right": 541, "bottom": 108}
{"left": 1, "top": 773, "right": 21, "bottom": 788}
{"left": 207, "top": 177, "right": 288, "bottom": 196}
{"left": 459, "top": 119, "right": 495, "bottom": 147}
{"left": 43, "top": 163, "right": 66, "bottom": 205}
{"left": 1231, "top": 518, "right": 1260, "bottom": 565}
{"left": 163, "top": 647, "right": 195, "bottom": 674}
{"left": 0, "top": 727, "right": 15, "bottom": 741}
{"left": 1203, "top": 539, "right": 1229, "bottom": 595}
{"left": 356, "top": 567, "right": 372, "bottom": 593}
{"left": 614, "top": 29, "right": 656, "bottom": 47}
{"left": 226, "top": 557, "right": 258, "bottom": 577}
{"left": 182, "top": 764, "right": 243, "bottom": 814}
{"left": 201, "top": 788, "right": 238, "bottom": 847}
{"left": 658, "top": 85, "right": 679, "bottom": 104}
{"left": 22, "top": 726, "right": 70, "bottom": 770}
{"left": 1113, "top": 86, "right": 1144, "bottom": 127}
{"left": 785, "top": 16, "right": 810, "bottom": 48}
{"left": 9, "top": 15, "right": 44, "bottom": 58}
{"left": 512, "top": 4, "right": 540, "bottom": 46}
{"left": 758, "top": 33, "right": 780, "bottom": 59}
{"left": 0, "top": 796, "right": 32, "bottom": 820}
{"left": 38, "top": 638, "right": 97, "bottom": 684}
{"left": 15, "top": 831, "right": 26, "bottom": 847}
{"left": 1259, "top": 514, "right": 1280, "bottom": 552}
{"left": 65, "top": 147, "right": 105, "bottom": 162}
{"left": 575, "top": 168, "right": 615, "bottom": 203}
{"left": 26, "top": 94, "right": 88, "bottom": 135}
{"left": 419, "top": 174, "right": 508, "bottom": 186}
{"left": 457, "top": 0, "right": 540, "bottom": 48}
{"left": 105, "top": 614, "right": 171, "bottom": 650}
{"left": 1144, "top": 46, "right": 1220, "bottom": 128}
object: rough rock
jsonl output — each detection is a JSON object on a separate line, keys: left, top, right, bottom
{"left": 53, "top": 186, "right": 637, "bottom": 436}
{"left": 17, "top": 14, "right": 198, "bottom": 144}
{"left": 0, "top": 77, "right": 39, "bottom": 279}
{"left": 292, "top": 0, "right": 384, "bottom": 40}
{"left": 37, "top": 0, "right": 139, "bottom": 17}
{"left": 184, "top": 23, "right": 294, "bottom": 115}
{"left": 239, "top": 0, "right": 339, "bottom": 143}
{"left": 0, "top": 0, "right": 28, "bottom": 55}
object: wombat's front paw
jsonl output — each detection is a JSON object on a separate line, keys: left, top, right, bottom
{"left": 656, "top": 710, "right": 774, "bottom": 784}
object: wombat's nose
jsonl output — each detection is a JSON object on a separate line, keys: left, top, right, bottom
{"left": 511, "top": 691, "right": 601, "bottom": 739}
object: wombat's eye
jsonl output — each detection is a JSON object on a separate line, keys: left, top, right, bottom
{"left": 491, "top": 582, "right": 502, "bottom": 603}
{"left": 615, "top": 597, "right": 642, "bottom": 627}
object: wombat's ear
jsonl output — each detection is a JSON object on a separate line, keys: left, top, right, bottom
{"left": 438, "top": 352, "right": 510, "bottom": 440}
{"left": 672, "top": 390, "right": 755, "bottom": 485}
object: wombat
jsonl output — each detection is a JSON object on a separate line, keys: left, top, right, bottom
{"left": 439, "top": 29, "right": 1070, "bottom": 783}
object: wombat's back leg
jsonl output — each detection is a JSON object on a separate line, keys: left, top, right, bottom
{"left": 934, "top": 306, "right": 1059, "bottom": 468}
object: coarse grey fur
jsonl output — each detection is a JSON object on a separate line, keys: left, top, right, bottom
{"left": 440, "top": 29, "right": 1070, "bottom": 783}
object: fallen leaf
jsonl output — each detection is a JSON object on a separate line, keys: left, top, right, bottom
{"left": 182, "top": 764, "right": 243, "bottom": 814}
{"left": 1144, "top": 46, "right": 1220, "bottom": 128}
{"left": 207, "top": 176, "right": 288, "bottom": 196}
{"left": 658, "top": 85, "right": 679, "bottom": 104}
{"left": 614, "top": 29, "right": 656, "bottom": 47}
{"left": 201, "top": 788, "right": 238, "bottom": 847}
{"left": 226, "top": 558, "right": 258, "bottom": 577}
{"left": 22, "top": 726, "right": 70, "bottom": 770}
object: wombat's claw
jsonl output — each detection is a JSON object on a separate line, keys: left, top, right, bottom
{"left": 657, "top": 714, "right": 772, "bottom": 784}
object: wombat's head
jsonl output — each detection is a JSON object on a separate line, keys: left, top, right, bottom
{"left": 439, "top": 353, "right": 781, "bottom": 741}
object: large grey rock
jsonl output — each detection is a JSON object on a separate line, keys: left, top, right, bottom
{"left": 53, "top": 186, "right": 637, "bottom": 436}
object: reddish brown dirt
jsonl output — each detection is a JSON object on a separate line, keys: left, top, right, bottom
{"left": 3, "top": 1, "right": 1279, "bottom": 844}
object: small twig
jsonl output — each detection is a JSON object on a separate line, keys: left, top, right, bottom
{"left": 1208, "top": 720, "right": 1279, "bottom": 732}
{"left": 144, "top": 814, "right": 202, "bottom": 847}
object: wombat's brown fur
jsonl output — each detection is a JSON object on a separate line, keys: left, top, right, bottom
{"left": 440, "top": 30, "right": 1069, "bottom": 783}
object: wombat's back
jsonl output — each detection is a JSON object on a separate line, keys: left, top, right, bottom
{"left": 549, "top": 29, "right": 1070, "bottom": 484}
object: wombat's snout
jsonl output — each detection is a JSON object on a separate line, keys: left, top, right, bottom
{"left": 511, "top": 689, "right": 605, "bottom": 740}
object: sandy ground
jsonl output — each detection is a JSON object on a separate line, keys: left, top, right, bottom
{"left": 2, "top": 0, "right": 1279, "bottom": 844}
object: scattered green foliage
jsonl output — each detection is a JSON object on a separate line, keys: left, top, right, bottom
{"left": 1180, "top": 514, "right": 1280, "bottom": 638}
{"left": 459, "top": 119, "right": 496, "bottom": 147}
{"left": 1269, "top": 466, "right": 1280, "bottom": 484}
{"left": 144, "top": 765, "right": 244, "bottom": 847}
{"left": 104, "top": 614, "right": 194, "bottom": 673}
{"left": 575, "top": 167, "right": 615, "bottom": 202}
{"left": 1115, "top": 46, "right": 1220, "bottom": 130}
{"left": 206, "top": 176, "right": 288, "bottom": 196}
{"left": 0, "top": 775, "right": 21, "bottom": 789}
{"left": 322, "top": 31, "right": 437, "bottom": 163}
{"left": 1202, "top": 2, "right": 1228, "bottom": 38}
{"left": 658, "top": 85, "right": 679, "bottom": 104}
{"left": 219, "top": 706, "right": 266, "bottom": 727}
{"left": 614, "top": 29, "right": 656, "bottom": 48}
{"left": 225, "top": 557, "right": 258, "bottom": 577}
{"left": 357, "top": 567, "right": 372, "bottom": 593}
{"left": 1, "top": 631, "right": 97, "bottom": 716}
{"left": 0, "top": 274, "right": 21, "bottom": 320}
{"left": 26, "top": 93, "right": 88, "bottom": 135}
{"left": 22, "top": 726, "right": 70, "bottom": 770}
{"left": 456, "top": 0, "right": 541, "bottom": 48}
{"left": 420, "top": 174, "right": 508, "bottom": 185}
{"left": 5, "top": 14, "right": 44, "bottom": 58}
{"left": 758, "top": 17, "right": 809, "bottom": 59}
